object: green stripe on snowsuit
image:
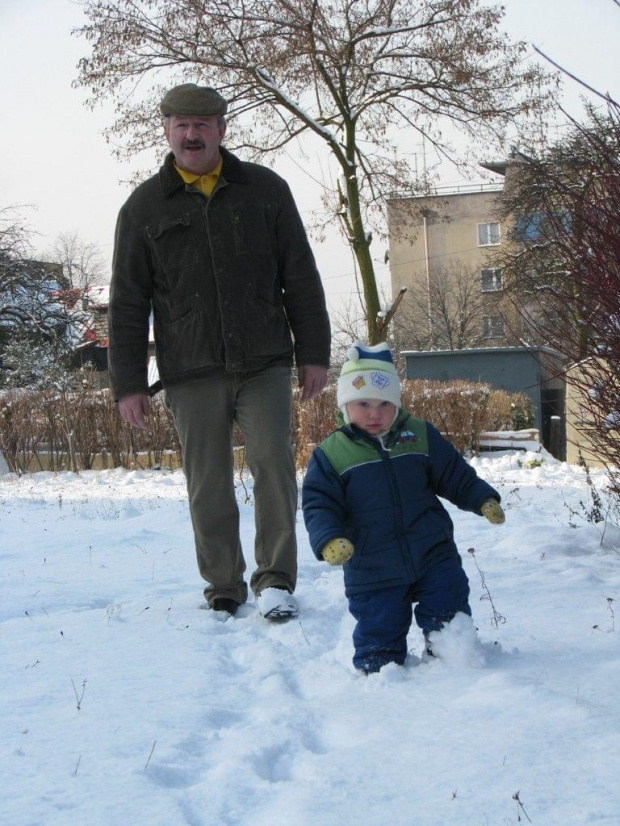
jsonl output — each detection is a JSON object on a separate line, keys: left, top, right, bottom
{"left": 319, "top": 413, "right": 429, "bottom": 475}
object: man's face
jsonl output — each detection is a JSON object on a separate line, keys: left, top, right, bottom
{"left": 164, "top": 114, "right": 226, "bottom": 175}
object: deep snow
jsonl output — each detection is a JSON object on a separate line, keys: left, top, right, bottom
{"left": 1, "top": 451, "right": 619, "bottom": 826}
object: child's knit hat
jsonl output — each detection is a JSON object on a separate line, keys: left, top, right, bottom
{"left": 337, "top": 342, "right": 401, "bottom": 423}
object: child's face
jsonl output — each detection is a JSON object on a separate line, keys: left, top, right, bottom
{"left": 346, "top": 399, "right": 397, "bottom": 434}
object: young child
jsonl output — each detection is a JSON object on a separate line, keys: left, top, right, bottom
{"left": 302, "top": 342, "right": 505, "bottom": 673}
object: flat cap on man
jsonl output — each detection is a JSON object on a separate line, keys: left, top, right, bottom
{"left": 160, "top": 83, "right": 228, "bottom": 117}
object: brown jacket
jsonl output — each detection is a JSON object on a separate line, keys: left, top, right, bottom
{"left": 109, "top": 148, "right": 330, "bottom": 399}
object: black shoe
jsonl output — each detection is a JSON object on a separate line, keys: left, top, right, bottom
{"left": 211, "top": 597, "right": 238, "bottom": 616}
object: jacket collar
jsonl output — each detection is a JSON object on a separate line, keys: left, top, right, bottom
{"left": 159, "top": 146, "right": 249, "bottom": 197}
{"left": 337, "top": 408, "right": 409, "bottom": 447}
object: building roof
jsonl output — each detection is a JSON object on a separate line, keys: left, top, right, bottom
{"left": 401, "top": 345, "right": 567, "bottom": 359}
{"left": 84, "top": 284, "right": 110, "bottom": 309}
{"left": 478, "top": 146, "right": 536, "bottom": 177}
{"left": 387, "top": 181, "right": 503, "bottom": 201}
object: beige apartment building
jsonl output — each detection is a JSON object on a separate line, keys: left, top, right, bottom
{"left": 387, "top": 152, "right": 531, "bottom": 349}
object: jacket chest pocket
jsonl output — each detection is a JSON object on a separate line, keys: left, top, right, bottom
{"left": 147, "top": 213, "right": 200, "bottom": 275}
{"left": 229, "top": 206, "right": 272, "bottom": 255}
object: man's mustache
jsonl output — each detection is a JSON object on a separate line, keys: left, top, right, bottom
{"left": 183, "top": 139, "right": 206, "bottom": 149}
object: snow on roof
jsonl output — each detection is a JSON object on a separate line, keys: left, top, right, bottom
{"left": 85, "top": 284, "right": 110, "bottom": 307}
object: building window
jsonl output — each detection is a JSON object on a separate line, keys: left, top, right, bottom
{"left": 483, "top": 315, "right": 505, "bottom": 339}
{"left": 481, "top": 268, "right": 503, "bottom": 292}
{"left": 477, "top": 222, "right": 501, "bottom": 246}
{"left": 516, "top": 212, "right": 571, "bottom": 242}
{"left": 516, "top": 213, "right": 545, "bottom": 242}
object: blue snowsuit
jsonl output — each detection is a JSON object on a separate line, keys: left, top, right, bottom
{"left": 302, "top": 410, "right": 500, "bottom": 671}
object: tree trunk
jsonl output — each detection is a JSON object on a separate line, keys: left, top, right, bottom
{"left": 342, "top": 130, "right": 383, "bottom": 344}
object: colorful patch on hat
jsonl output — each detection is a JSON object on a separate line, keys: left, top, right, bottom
{"left": 352, "top": 375, "right": 366, "bottom": 390}
{"left": 371, "top": 371, "right": 390, "bottom": 390}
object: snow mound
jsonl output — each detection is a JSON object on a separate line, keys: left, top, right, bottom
{"left": 427, "top": 612, "right": 486, "bottom": 668}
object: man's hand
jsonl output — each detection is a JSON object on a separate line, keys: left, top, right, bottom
{"left": 322, "top": 538, "right": 354, "bottom": 566}
{"left": 481, "top": 498, "right": 505, "bottom": 525}
{"left": 118, "top": 393, "right": 150, "bottom": 430}
{"left": 298, "top": 365, "right": 328, "bottom": 402}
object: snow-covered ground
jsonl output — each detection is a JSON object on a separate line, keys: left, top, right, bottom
{"left": 2, "top": 451, "right": 619, "bottom": 826}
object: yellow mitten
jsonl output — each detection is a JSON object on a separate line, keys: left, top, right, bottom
{"left": 322, "top": 538, "right": 354, "bottom": 566}
{"left": 481, "top": 498, "right": 505, "bottom": 525}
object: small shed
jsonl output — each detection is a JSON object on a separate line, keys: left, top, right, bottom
{"left": 401, "top": 346, "right": 567, "bottom": 458}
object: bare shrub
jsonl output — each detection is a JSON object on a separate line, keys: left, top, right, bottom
{"left": 401, "top": 379, "right": 492, "bottom": 455}
{"left": 294, "top": 380, "right": 531, "bottom": 468}
{"left": 1, "top": 381, "right": 532, "bottom": 474}
{"left": 295, "top": 385, "right": 339, "bottom": 469}
{"left": 0, "top": 387, "right": 182, "bottom": 472}
{"left": 486, "top": 390, "right": 534, "bottom": 432}
{"left": 0, "top": 390, "right": 45, "bottom": 474}
{"left": 146, "top": 396, "right": 182, "bottom": 469}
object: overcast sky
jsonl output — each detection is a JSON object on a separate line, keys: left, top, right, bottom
{"left": 1, "top": 0, "right": 618, "bottom": 313}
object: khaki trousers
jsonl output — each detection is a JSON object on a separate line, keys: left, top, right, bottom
{"left": 166, "top": 365, "right": 297, "bottom": 605}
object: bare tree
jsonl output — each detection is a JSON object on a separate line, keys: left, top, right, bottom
{"left": 74, "top": 0, "right": 555, "bottom": 343}
{"left": 389, "top": 262, "right": 488, "bottom": 351}
{"left": 329, "top": 263, "right": 486, "bottom": 382}
{"left": 329, "top": 287, "right": 411, "bottom": 378}
{"left": 1, "top": 208, "right": 65, "bottom": 343}
{"left": 0, "top": 206, "right": 80, "bottom": 388}
{"left": 329, "top": 296, "right": 367, "bottom": 377}
{"left": 497, "top": 104, "right": 619, "bottom": 357}
{"left": 42, "top": 231, "right": 107, "bottom": 291}
{"left": 496, "top": 101, "right": 620, "bottom": 494}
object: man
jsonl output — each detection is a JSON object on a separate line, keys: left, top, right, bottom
{"left": 109, "top": 83, "right": 330, "bottom": 619}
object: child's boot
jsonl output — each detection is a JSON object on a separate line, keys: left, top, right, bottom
{"left": 423, "top": 632, "right": 437, "bottom": 660}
